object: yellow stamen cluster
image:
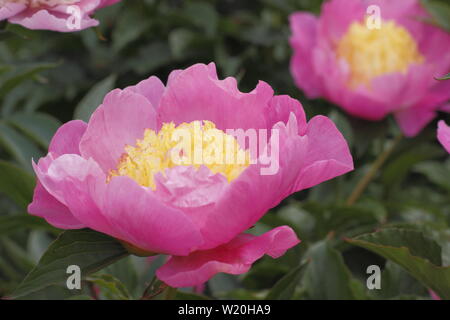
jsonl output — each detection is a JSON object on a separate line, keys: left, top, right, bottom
{"left": 337, "top": 20, "right": 424, "bottom": 87}
{"left": 109, "top": 121, "right": 250, "bottom": 189}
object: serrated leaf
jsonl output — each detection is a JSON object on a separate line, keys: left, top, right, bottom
{"left": 346, "top": 229, "right": 450, "bottom": 299}
{"left": 11, "top": 229, "right": 128, "bottom": 298}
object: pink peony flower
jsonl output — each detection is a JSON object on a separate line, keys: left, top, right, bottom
{"left": 289, "top": 0, "right": 450, "bottom": 137}
{"left": 0, "top": 0, "right": 120, "bottom": 32}
{"left": 28, "top": 63, "right": 353, "bottom": 287}
{"left": 437, "top": 120, "right": 450, "bottom": 153}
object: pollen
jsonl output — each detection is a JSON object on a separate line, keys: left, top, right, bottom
{"left": 337, "top": 20, "right": 424, "bottom": 87}
{"left": 108, "top": 121, "right": 250, "bottom": 189}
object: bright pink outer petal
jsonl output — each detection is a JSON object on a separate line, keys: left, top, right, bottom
{"left": 265, "top": 95, "right": 307, "bottom": 135}
{"left": 28, "top": 182, "right": 85, "bottom": 229}
{"left": 99, "top": 176, "right": 203, "bottom": 256}
{"left": 394, "top": 106, "right": 436, "bottom": 137}
{"left": 289, "top": 12, "right": 323, "bottom": 98}
{"left": 294, "top": 115, "right": 353, "bottom": 191}
{"left": 124, "top": 76, "right": 165, "bottom": 112}
{"left": 0, "top": 3, "right": 26, "bottom": 20}
{"left": 48, "top": 120, "right": 87, "bottom": 156}
{"left": 79, "top": 88, "right": 157, "bottom": 173}
{"left": 28, "top": 120, "right": 88, "bottom": 229}
{"left": 156, "top": 226, "right": 300, "bottom": 288}
{"left": 157, "top": 63, "right": 272, "bottom": 131}
{"left": 31, "top": 154, "right": 122, "bottom": 239}
{"left": 8, "top": 9, "right": 99, "bottom": 32}
{"left": 437, "top": 121, "right": 450, "bottom": 154}
{"left": 319, "top": 0, "right": 365, "bottom": 43}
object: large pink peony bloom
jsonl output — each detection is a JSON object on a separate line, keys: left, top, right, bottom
{"left": 28, "top": 63, "right": 353, "bottom": 287}
{"left": 0, "top": 0, "right": 120, "bottom": 32}
{"left": 290, "top": 0, "right": 450, "bottom": 137}
{"left": 437, "top": 121, "right": 450, "bottom": 153}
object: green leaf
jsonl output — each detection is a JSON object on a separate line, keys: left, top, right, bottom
{"left": 87, "top": 274, "right": 131, "bottom": 300}
{"left": 7, "top": 112, "right": 61, "bottom": 149}
{"left": 302, "top": 239, "right": 357, "bottom": 300}
{"left": 0, "top": 62, "right": 59, "bottom": 99}
{"left": 265, "top": 260, "right": 308, "bottom": 300}
{"left": 0, "top": 215, "right": 56, "bottom": 236}
{"left": 0, "top": 122, "right": 43, "bottom": 170}
{"left": 0, "top": 160, "right": 35, "bottom": 208}
{"left": 421, "top": 0, "right": 450, "bottom": 32}
{"left": 11, "top": 229, "right": 128, "bottom": 299}
{"left": 73, "top": 75, "right": 117, "bottom": 122}
{"left": 346, "top": 229, "right": 450, "bottom": 299}
{"left": 414, "top": 160, "right": 450, "bottom": 191}
{"left": 435, "top": 72, "right": 450, "bottom": 80}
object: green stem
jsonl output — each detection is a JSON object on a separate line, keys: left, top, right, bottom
{"left": 164, "top": 286, "right": 178, "bottom": 300}
{"left": 346, "top": 133, "right": 403, "bottom": 206}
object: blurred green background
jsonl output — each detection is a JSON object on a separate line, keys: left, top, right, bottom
{"left": 0, "top": 0, "right": 449, "bottom": 300}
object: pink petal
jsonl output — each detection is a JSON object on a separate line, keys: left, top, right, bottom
{"left": 79, "top": 89, "right": 157, "bottom": 173}
{"left": 294, "top": 115, "right": 354, "bottom": 191}
{"left": 49, "top": 120, "right": 87, "bottom": 157}
{"left": 156, "top": 226, "right": 300, "bottom": 288}
{"left": 9, "top": 9, "right": 99, "bottom": 32}
{"left": 28, "top": 182, "right": 85, "bottom": 229}
{"left": 0, "top": 3, "right": 26, "bottom": 20}
{"left": 437, "top": 121, "right": 450, "bottom": 154}
{"left": 100, "top": 176, "right": 204, "bottom": 256}
{"left": 158, "top": 63, "right": 272, "bottom": 131}
{"left": 28, "top": 120, "right": 88, "bottom": 229}
{"left": 394, "top": 106, "right": 436, "bottom": 137}
{"left": 124, "top": 76, "right": 165, "bottom": 112}
{"left": 289, "top": 12, "right": 323, "bottom": 98}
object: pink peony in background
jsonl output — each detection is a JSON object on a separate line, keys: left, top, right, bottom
{"left": 290, "top": 0, "right": 450, "bottom": 137}
{"left": 0, "top": 0, "right": 120, "bottom": 32}
{"left": 28, "top": 62, "right": 353, "bottom": 287}
{"left": 437, "top": 121, "right": 450, "bottom": 153}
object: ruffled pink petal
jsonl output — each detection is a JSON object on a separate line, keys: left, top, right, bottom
{"left": 28, "top": 120, "right": 88, "bottom": 229}
{"left": 294, "top": 115, "right": 354, "bottom": 191}
{"left": 319, "top": 0, "right": 364, "bottom": 43}
{"left": 437, "top": 121, "right": 450, "bottom": 154}
{"left": 49, "top": 120, "right": 87, "bottom": 156}
{"left": 394, "top": 106, "right": 436, "bottom": 137}
{"left": 158, "top": 63, "right": 273, "bottom": 131}
{"left": 8, "top": 9, "right": 99, "bottom": 32}
{"left": 0, "top": 3, "right": 26, "bottom": 20}
{"left": 28, "top": 182, "right": 85, "bottom": 229}
{"left": 289, "top": 12, "right": 323, "bottom": 98}
{"left": 100, "top": 176, "right": 203, "bottom": 256}
{"left": 31, "top": 154, "right": 121, "bottom": 239}
{"left": 156, "top": 226, "right": 300, "bottom": 288}
{"left": 265, "top": 95, "right": 307, "bottom": 135}
{"left": 124, "top": 76, "right": 165, "bottom": 112}
{"left": 79, "top": 89, "right": 157, "bottom": 173}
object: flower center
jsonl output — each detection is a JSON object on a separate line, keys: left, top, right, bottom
{"left": 109, "top": 121, "right": 250, "bottom": 189}
{"left": 337, "top": 20, "right": 424, "bottom": 87}
{"left": 1, "top": 0, "right": 79, "bottom": 8}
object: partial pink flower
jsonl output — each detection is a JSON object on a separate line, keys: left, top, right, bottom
{"left": 437, "top": 120, "right": 450, "bottom": 153}
{"left": 290, "top": 0, "right": 450, "bottom": 137}
{"left": 0, "top": 0, "right": 120, "bottom": 32}
{"left": 28, "top": 63, "right": 353, "bottom": 287}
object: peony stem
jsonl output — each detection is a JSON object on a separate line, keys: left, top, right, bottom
{"left": 164, "top": 286, "right": 178, "bottom": 300}
{"left": 346, "top": 133, "right": 403, "bottom": 206}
